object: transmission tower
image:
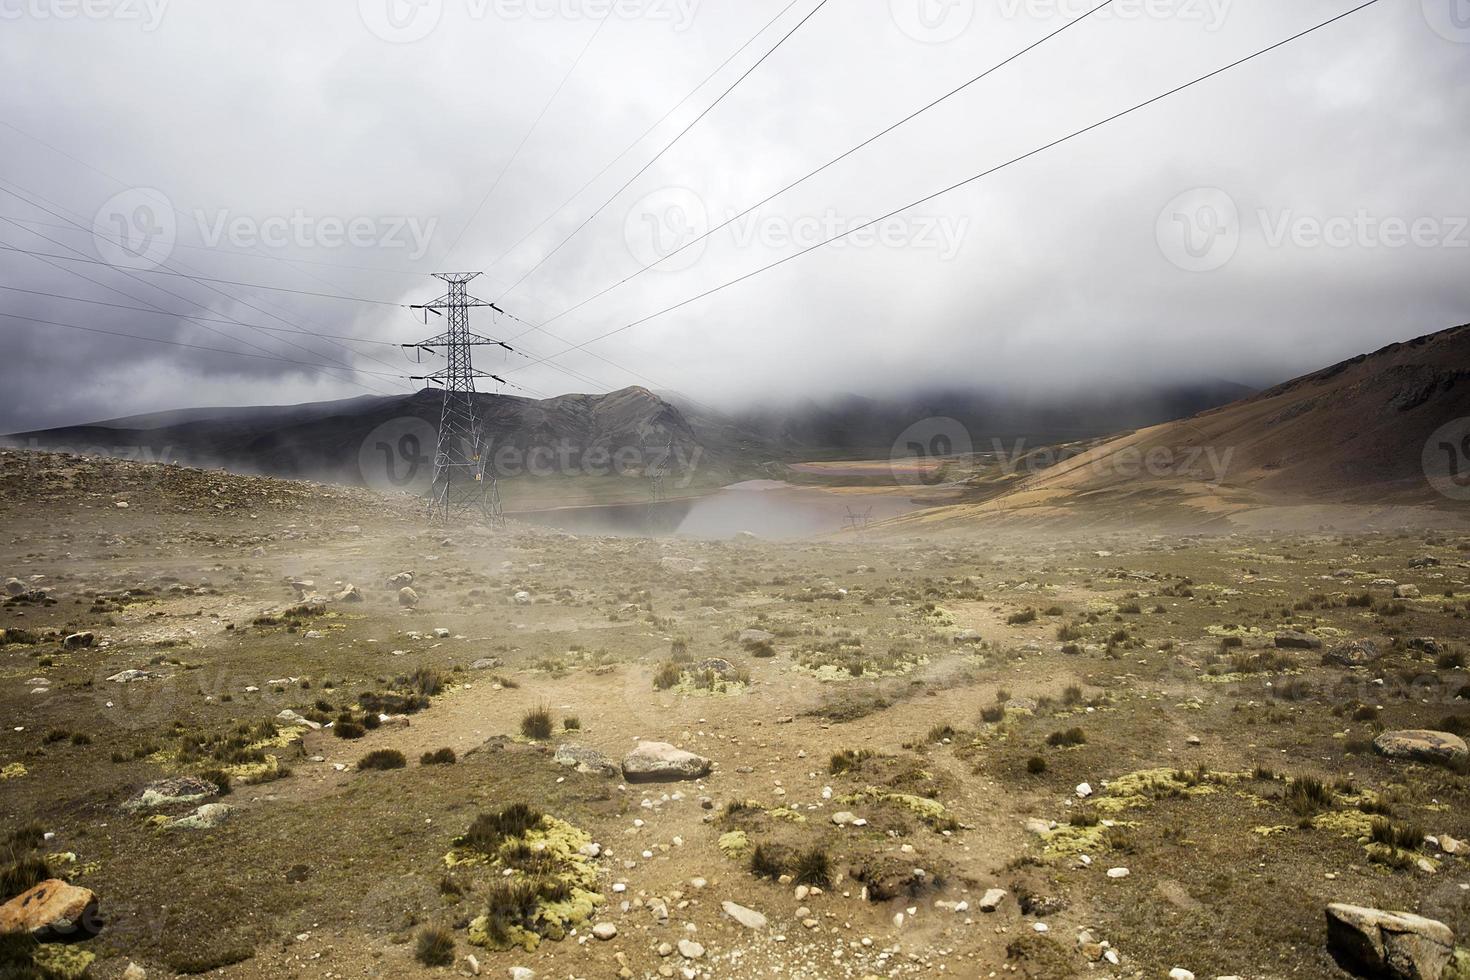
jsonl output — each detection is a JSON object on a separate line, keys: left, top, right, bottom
{"left": 843, "top": 506, "right": 873, "bottom": 536}
{"left": 648, "top": 434, "right": 674, "bottom": 505}
{"left": 405, "top": 272, "right": 512, "bottom": 526}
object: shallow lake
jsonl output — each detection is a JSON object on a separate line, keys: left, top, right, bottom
{"left": 513, "top": 480, "right": 925, "bottom": 539}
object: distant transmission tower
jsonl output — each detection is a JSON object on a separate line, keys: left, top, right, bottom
{"left": 843, "top": 506, "right": 873, "bottom": 536}
{"left": 648, "top": 435, "right": 674, "bottom": 505}
{"left": 405, "top": 272, "right": 512, "bottom": 526}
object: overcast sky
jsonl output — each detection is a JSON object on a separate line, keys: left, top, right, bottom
{"left": 0, "top": 0, "right": 1466, "bottom": 431}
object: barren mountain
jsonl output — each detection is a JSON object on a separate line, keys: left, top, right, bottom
{"left": 890, "top": 323, "right": 1470, "bottom": 530}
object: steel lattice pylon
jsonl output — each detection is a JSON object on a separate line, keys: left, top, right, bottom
{"left": 405, "top": 272, "right": 511, "bottom": 526}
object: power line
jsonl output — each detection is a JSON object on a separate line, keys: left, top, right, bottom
{"left": 510, "top": 0, "right": 1119, "bottom": 341}
{"left": 477, "top": 0, "right": 807, "bottom": 277}
{"left": 0, "top": 192, "right": 405, "bottom": 394}
{"left": 0, "top": 311, "right": 408, "bottom": 381}
{"left": 440, "top": 10, "right": 614, "bottom": 266}
{"left": 507, "top": 0, "right": 1383, "bottom": 378}
{"left": 0, "top": 242, "right": 410, "bottom": 305}
{"left": 491, "top": 0, "right": 832, "bottom": 304}
{"left": 0, "top": 284, "right": 409, "bottom": 347}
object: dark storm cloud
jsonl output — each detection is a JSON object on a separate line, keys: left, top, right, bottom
{"left": 0, "top": 0, "right": 1466, "bottom": 431}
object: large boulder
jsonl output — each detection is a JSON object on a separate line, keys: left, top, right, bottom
{"left": 122, "top": 776, "right": 219, "bottom": 812}
{"left": 1275, "top": 630, "right": 1323, "bottom": 650}
{"left": 167, "top": 803, "right": 236, "bottom": 831}
{"left": 554, "top": 744, "right": 619, "bottom": 778}
{"left": 1326, "top": 903, "right": 1455, "bottom": 980}
{"left": 0, "top": 880, "right": 99, "bottom": 938}
{"left": 1326, "top": 639, "right": 1382, "bottom": 667}
{"left": 1373, "top": 730, "right": 1468, "bottom": 767}
{"left": 621, "top": 741, "right": 712, "bottom": 783}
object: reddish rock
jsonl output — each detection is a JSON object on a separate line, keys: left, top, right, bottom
{"left": 0, "top": 880, "right": 99, "bottom": 937}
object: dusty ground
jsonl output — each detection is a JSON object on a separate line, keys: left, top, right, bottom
{"left": 2, "top": 449, "right": 1469, "bottom": 980}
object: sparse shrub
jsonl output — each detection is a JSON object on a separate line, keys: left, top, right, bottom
{"left": 5, "top": 823, "right": 45, "bottom": 851}
{"left": 1062, "top": 685, "right": 1083, "bottom": 706}
{"left": 520, "top": 706, "right": 553, "bottom": 741}
{"left": 1026, "top": 755, "right": 1048, "bottom": 775}
{"left": 1056, "top": 622, "right": 1083, "bottom": 642}
{"left": 1061, "top": 642, "right": 1082, "bottom": 656}
{"left": 415, "top": 925, "right": 455, "bottom": 967}
{"left": 750, "top": 843, "right": 785, "bottom": 881}
{"left": 1118, "top": 603, "right": 1141, "bottom": 615}
{"left": 792, "top": 846, "right": 832, "bottom": 888}
{"left": 926, "top": 723, "right": 956, "bottom": 743}
{"left": 980, "top": 705, "right": 1005, "bottom": 724}
{"left": 1043, "top": 606, "right": 1064, "bottom": 617}
{"left": 1438, "top": 649, "right": 1466, "bottom": 669}
{"left": 653, "top": 662, "right": 683, "bottom": 691}
{"left": 198, "top": 767, "right": 232, "bottom": 795}
{"left": 358, "top": 749, "right": 407, "bottom": 771}
{"left": 421, "top": 748, "right": 457, "bottom": 766}
{"left": 1369, "top": 817, "right": 1424, "bottom": 851}
{"left": 333, "top": 713, "right": 365, "bottom": 740}
{"left": 749, "top": 639, "right": 776, "bottom": 658}
{"left": 1007, "top": 608, "right": 1038, "bottom": 626}
{"left": 563, "top": 716, "right": 581, "bottom": 731}
{"left": 1068, "top": 808, "right": 1099, "bottom": 828}
{"left": 459, "top": 804, "right": 543, "bottom": 855}
{"left": 1, "top": 856, "right": 51, "bottom": 902}
{"left": 1284, "top": 776, "right": 1333, "bottom": 818}
{"left": 1219, "top": 635, "right": 1244, "bottom": 650}
{"left": 1046, "top": 727, "right": 1087, "bottom": 748}
{"left": 1273, "top": 679, "right": 1314, "bottom": 701}
{"left": 830, "top": 748, "right": 873, "bottom": 775}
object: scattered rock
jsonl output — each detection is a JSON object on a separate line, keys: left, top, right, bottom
{"left": 1275, "top": 630, "right": 1322, "bottom": 650}
{"left": 1168, "top": 970, "right": 1195, "bottom": 980}
{"left": 387, "top": 572, "right": 414, "bottom": 588}
{"left": 832, "top": 811, "right": 859, "bottom": 826}
{"left": 1394, "top": 584, "right": 1422, "bottom": 599}
{"left": 123, "top": 776, "right": 220, "bottom": 812}
{"left": 1107, "top": 867, "right": 1130, "bottom": 879}
{"left": 1408, "top": 556, "right": 1441, "bottom": 569}
{"left": 677, "top": 939, "right": 705, "bottom": 960}
{"left": 122, "top": 964, "right": 147, "bottom": 980}
{"left": 1325, "top": 903, "right": 1454, "bottom": 980}
{"left": 508, "top": 969, "right": 535, "bottom": 980}
{"left": 398, "top": 587, "right": 420, "bottom": 608}
{"left": 276, "top": 709, "right": 321, "bottom": 731}
{"left": 592, "top": 922, "right": 618, "bottom": 941}
{"left": 1326, "top": 639, "right": 1382, "bottom": 667}
{"left": 3, "top": 577, "right": 25, "bottom": 596}
{"left": 62, "top": 631, "right": 94, "bottom": 650}
{"left": 106, "top": 669, "right": 151, "bottom": 684}
{"left": 979, "top": 888, "right": 1008, "bottom": 913}
{"left": 554, "top": 744, "right": 619, "bottom": 778}
{"left": 470, "top": 658, "right": 503, "bottom": 671}
{"left": 722, "top": 901, "right": 767, "bottom": 929}
{"left": 621, "top": 741, "right": 712, "bottom": 783}
{"left": 334, "top": 585, "right": 363, "bottom": 603}
{"left": 738, "top": 629, "right": 775, "bottom": 644}
{"left": 0, "top": 880, "right": 99, "bottom": 937}
{"left": 1373, "top": 730, "right": 1468, "bottom": 767}
{"left": 167, "top": 803, "right": 236, "bottom": 831}
{"left": 692, "top": 658, "right": 740, "bottom": 681}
